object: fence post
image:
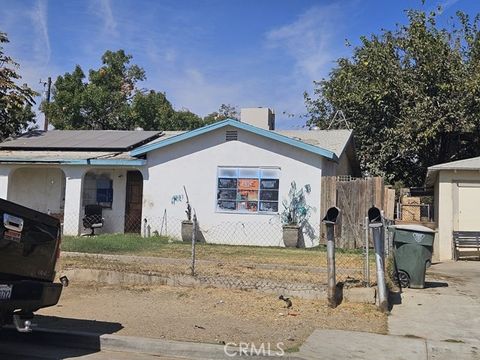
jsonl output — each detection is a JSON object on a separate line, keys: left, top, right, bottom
{"left": 368, "top": 207, "right": 388, "bottom": 313}
{"left": 381, "top": 210, "right": 388, "bottom": 257}
{"left": 191, "top": 213, "right": 197, "bottom": 276}
{"left": 322, "top": 207, "right": 341, "bottom": 308}
{"left": 365, "top": 216, "right": 370, "bottom": 287}
{"left": 143, "top": 218, "right": 147, "bottom": 238}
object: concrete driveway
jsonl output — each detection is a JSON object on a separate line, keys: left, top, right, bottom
{"left": 389, "top": 261, "right": 480, "bottom": 343}
{"left": 299, "top": 261, "right": 480, "bottom": 360}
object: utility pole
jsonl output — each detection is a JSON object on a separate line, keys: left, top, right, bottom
{"left": 40, "top": 77, "right": 52, "bottom": 131}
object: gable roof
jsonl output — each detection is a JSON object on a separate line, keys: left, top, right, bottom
{"left": 425, "top": 156, "right": 480, "bottom": 187}
{"left": 0, "top": 130, "right": 162, "bottom": 151}
{"left": 130, "top": 119, "right": 339, "bottom": 161}
{"left": 275, "top": 129, "right": 353, "bottom": 158}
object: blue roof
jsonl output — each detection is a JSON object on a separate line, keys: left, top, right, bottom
{"left": 130, "top": 119, "right": 339, "bottom": 161}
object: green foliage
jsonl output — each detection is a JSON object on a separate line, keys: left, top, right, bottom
{"left": 203, "top": 103, "right": 239, "bottom": 124}
{"left": 131, "top": 90, "right": 175, "bottom": 130}
{"left": 281, "top": 181, "right": 313, "bottom": 226}
{"left": 171, "top": 110, "right": 204, "bottom": 130}
{"left": 44, "top": 50, "right": 145, "bottom": 130}
{"left": 45, "top": 49, "right": 226, "bottom": 131}
{"left": 305, "top": 9, "right": 480, "bottom": 186}
{"left": 62, "top": 234, "right": 172, "bottom": 254}
{"left": 0, "top": 32, "right": 37, "bottom": 140}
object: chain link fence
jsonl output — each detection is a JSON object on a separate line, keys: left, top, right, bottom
{"left": 59, "top": 212, "right": 382, "bottom": 293}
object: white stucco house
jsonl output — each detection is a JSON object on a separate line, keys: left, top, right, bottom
{"left": 0, "top": 108, "right": 359, "bottom": 247}
{"left": 426, "top": 156, "right": 480, "bottom": 260}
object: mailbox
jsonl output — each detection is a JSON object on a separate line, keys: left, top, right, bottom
{"left": 322, "top": 206, "right": 340, "bottom": 309}
{"left": 368, "top": 206, "right": 382, "bottom": 228}
{"left": 322, "top": 207, "right": 341, "bottom": 225}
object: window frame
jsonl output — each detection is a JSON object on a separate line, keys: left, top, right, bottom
{"left": 83, "top": 172, "right": 114, "bottom": 209}
{"left": 216, "top": 166, "right": 280, "bottom": 214}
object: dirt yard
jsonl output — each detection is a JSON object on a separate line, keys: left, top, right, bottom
{"left": 37, "top": 282, "right": 387, "bottom": 351}
{"left": 59, "top": 251, "right": 373, "bottom": 291}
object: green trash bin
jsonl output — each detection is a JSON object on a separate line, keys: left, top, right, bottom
{"left": 388, "top": 225, "right": 436, "bottom": 289}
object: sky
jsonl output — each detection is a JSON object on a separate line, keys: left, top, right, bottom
{"left": 2, "top": 0, "right": 480, "bottom": 129}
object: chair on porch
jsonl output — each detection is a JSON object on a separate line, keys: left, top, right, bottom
{"left": 82, "top": 204, "right": 104, "bottom": 236}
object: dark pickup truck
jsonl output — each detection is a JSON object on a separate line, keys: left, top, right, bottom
{"left": 0, "top": 199, "right": 65, "bottom": 332}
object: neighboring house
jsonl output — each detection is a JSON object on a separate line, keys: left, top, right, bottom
{"left": 426, "top": 156, "right": 480, "bottom": 260}
{"left": 0, "top": 108, "right": 359, "bottom": 247}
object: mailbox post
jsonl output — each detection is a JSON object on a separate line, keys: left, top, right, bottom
{"left": 322, "top": 207, "right": 341, "bottom": 308}
{"left": 368, "top": 206, "right": 388, "bottom": 312}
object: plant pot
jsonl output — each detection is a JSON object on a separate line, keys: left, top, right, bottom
{"left": 181, "top": 220, "right": 194, "bottom": 242}
{"left": 181, "top": 220, "right": 205, "bottom": 243}
{"left": 283, "top": 225, "right": 301, "bottom": 248}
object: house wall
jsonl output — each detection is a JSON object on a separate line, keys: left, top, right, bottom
{"left": 435, "top": 169, "right": 480, "bottom": 260}
{"left": 336, "top": 153, "right": 353, "bottom": 176}
{"left": 0, "top": 164, "right": 135, "bottom": 236}
{"left": 142, "top": 126, "right": 333, "bottom": 247}
{"left": 8, "top": 167, "right": 65, "bottom": 214}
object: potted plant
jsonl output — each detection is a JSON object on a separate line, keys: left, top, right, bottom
{"left": 180, "top": 186, "right": 194, "bottom": 242}
{"left": 280, "top": 181, "right": 312, "bottom": 248}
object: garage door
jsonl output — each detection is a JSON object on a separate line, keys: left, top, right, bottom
{"left": 458, "top": 184, "right": 480, "bottom": 230}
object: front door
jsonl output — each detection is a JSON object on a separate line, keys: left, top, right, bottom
{"left": 125, "top": 171, "right": 143, "bottom": 233}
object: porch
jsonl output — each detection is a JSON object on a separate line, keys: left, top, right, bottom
{"left": 0, "top": 165, "right": 145, "bottom": 236}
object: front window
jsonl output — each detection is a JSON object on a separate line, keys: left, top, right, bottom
{"left": 216, "top": 167, "right": 280, "bottom": 213}
{"left": 83, "top": 172, "right": 113, "bottom": 209}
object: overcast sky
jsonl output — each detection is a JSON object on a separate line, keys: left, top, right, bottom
{"left": 1, "top": 0, "right": 478, "bottom": 129}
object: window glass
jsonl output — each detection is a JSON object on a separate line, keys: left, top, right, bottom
{"left": 238, "top": 168, "right": 259, "bottom": 178}
{"left": 83, "top": 172, "right": 113, "bottom": 209}
{"left": 218, "top": 168, "right": 238, "bottom": 178}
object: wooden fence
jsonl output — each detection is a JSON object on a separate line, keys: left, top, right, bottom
{"left": 320, "top": 177, "right": 395, "bottom": 249}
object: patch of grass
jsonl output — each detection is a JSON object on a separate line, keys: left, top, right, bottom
{"left": 62, "top": 233, "right": 367, "bottom": 274}
{"left": 62, "top": 234, "right": 172, "bottom": 254}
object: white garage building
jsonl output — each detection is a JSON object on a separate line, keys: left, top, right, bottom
{"left": 426, "top": 157, "right": 480, "bottom": 260}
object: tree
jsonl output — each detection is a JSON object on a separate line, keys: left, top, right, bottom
{"left": 45, "top": 50, "right": 213, "bottom": 131}
{"left": 171, "top": 110, "right": 204, "bottom": 130}
{"left": 131, "top": 90, "right": 175, "bottom": 130}
{"left": 42, "top": 65, "right": 86, "bottom": 129}
{"left": 0, "top": 32, "right": 37, "bottom": 139}
{"left": 203, "top": 103, "right": 239, "bottom": 124}
{"left": 304, "top": 9, "right": 480, "bottom": 186}
{"left": 45, "top": 50, "right": 145, "bottom": 129}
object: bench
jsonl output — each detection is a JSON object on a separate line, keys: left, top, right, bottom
{"left": 452, "top": 231, "right": 480, "bottom": 261}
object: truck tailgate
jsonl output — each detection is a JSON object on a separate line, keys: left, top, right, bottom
{"left": 0, "top": 199, "right": 60, "bottom": 282}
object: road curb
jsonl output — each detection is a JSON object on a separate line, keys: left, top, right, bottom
{"left": 1, "top": 327, "right": 305, "bottom": 359}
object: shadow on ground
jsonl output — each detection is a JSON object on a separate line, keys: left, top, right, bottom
{"left": 0, "top": 316, "right": 123, "bottom": 359}
{"left": 424, "top": 281, "right": 448, "bottom": 289}
{"left": 35, "top": 314, "right": 124, "bottom": 334}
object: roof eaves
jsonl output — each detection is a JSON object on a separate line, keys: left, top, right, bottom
{"left": 0, "top": 158, "right": 146, "bottom": 166}
{"left": 131, "top": 119, "right": 339, "bottom": 161}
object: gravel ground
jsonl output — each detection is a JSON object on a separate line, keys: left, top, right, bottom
{"left": 37, "top": 282, "right": 387, "bottom": 351}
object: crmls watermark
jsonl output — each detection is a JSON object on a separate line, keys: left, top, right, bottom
{"left": 224, "top": 342, "right": 285, "bottom": 357}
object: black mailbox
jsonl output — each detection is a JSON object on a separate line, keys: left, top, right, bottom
{"left": 322, "top": 206, "right": 341, "bottom": 225}
{"left": 368, "top": 206, "right": 382, "bottom": 228}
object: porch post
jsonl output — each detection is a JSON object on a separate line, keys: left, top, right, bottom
{"left": 63, "top": 167, "right": 85, "bottom": 236}
{"left": 0, "top": 167, "right": 11, "bottom": 200}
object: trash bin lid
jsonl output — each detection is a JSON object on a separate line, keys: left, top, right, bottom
{"left": 388, "top": 224, "right": 435, "bottom": 246}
